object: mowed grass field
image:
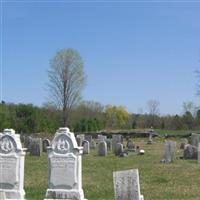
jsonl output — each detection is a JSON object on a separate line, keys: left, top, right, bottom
{"left": 24, "top": 137, "right": 200, "bottom": 200}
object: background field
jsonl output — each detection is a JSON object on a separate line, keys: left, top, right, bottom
{"left": 24, "top": 136, "right": 200, "bottom": 200}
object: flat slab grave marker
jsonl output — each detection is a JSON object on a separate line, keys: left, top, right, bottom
{"left": 113, "top": 169, "right": 144, "bottom": 200}
{"left": 0, "top": 129, "right": 26, "bottom": 199}
{"left": 44, "top": 127, "right": 87, "bottom": 200}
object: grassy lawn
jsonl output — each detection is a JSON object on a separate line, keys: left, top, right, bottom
{"left": 24, "top": 137, "right": 200, "bottom": 200}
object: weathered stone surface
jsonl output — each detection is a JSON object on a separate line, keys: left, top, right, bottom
{"left": 44, "top": 127, "right": 86, "bottom": 200}
{"left": 198, "top": 143, "right": 200, "bottom": 164}
{"left": 127, "top": 139, "right": 135, "bottom": 151}
{"left": 85, "top": 135, "right": 92, "bottom": 143}
{"left": 161, "top": 141, "right": 176, "bottom": 163}
{"left": 113, "top": 169, "right": 144, "bottom": 200}
{"left": 183, "top": 144, "right": 197, "bottom": 159}
{"left": 24, "top": 136, "right": 33, "bottom": 151}
{"left": 114, "top": 143, "right": 123, "bottom": 156}
{"left": 90, "top": 140, "right": 96, "bottom": 149}
{"left": 43, "top": 139, "right": 51, "bottom": 152}
{"left": 105, "top": 139, "right": 112, "bottom": 150}
{"left": 180, "top": 138, "right": 188, "bottom": 149}
{"left": 189, "top": 133, "right": 200, "bottom": 147}
{"left": 82, "top": 140, "right": 90, "bottom": 154}
{"left": 29, "top": 138, "right": 42, "bottom": 156}
{"left": 0, "top": 129, "right": 26, "bottom": 199}
{"left": 98, "top": 141, "right": 107, "bottom": 156}
{"left": 112, "top": 135, "right": 123, "bottom": 152}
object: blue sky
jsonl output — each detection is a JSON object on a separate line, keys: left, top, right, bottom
{"left": 1, "top": 1, "right": 200, "bottom": 115}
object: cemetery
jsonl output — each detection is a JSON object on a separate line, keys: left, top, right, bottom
{"left": 1, "top": 127, "right": 200, "bottom": 200}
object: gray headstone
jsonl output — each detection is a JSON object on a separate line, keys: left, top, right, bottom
{"left": 29, "top": 138, "right": 42, "bottom": 156}
{"left": 44, "top": 127, "right": 86, "bottom": 200}
{"left": 98, "top": 141, "right": 107, "bottom": 156}
{"left": 90, "top": 140, "right": 96, "bottom": 149}
{"left": 112, "top": 135, "right": 123, "bottom": 152}
{"left": 0, "top": 129, "right": 26, "bottom": 199}
{"left": 114, "top": 143, "right": 123, "bottom": 156}
{"left": 98, "top": 135, "right": 107, "bottom": 141}
{"left": 43, "top": 139, "right": 51, "bottom": 152}
{"left": 127, "top": 139, "right": 135, "bottom": 151}
{"left": 190, "top": 133, "right": 200, "bottom": 147}
{"left": 83, "top": 140, "right": 90, "bottom": 154}
{"left": 183, "top": 144, "right": 198, "bottom": 159}
{"left": 161, "top": 141, "right": 176, "bottom": 163}
{"left": 113, "top": 169, "right": 144, "bottom": 200}
{"left": 85, "top": 135, "right": 92, "bottom": 143}
{"left": 24, "top": 136, "right": 32, "bottom": 151}
{"left": 105, "top": 139, "right": 112, "bottom": 150}
{"left": 198, "top": 143, "right": 200, "bottom": 164}
{"left": 180, "top": 138, "right": 188, "bottom": 149}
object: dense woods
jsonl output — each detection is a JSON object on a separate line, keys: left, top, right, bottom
{"left": 1, "top": 101, "right": 200, "bottom": 134}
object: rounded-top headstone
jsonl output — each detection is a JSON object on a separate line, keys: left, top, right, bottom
{"left": 98, "top": 141, "right": 107, "bottom": 156}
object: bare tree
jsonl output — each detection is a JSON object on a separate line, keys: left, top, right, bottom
{"left": 146, "top": 99, "right": 160, "bottom": 127}
{"left": 47, "top": 48, "right": 86, "bottom": 126}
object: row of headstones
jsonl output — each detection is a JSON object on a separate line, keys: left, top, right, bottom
{"left": 78, "top": 134, "right": 142, "bottom": 157}
{"left": 0, "top": 128, "right": 144, "bottom": 200}
{"left": 161, "top": 133, "right": 200, "bottom": 163}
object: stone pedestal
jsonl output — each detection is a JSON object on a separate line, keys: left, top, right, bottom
{"left": 44, "top": 127, "right": 87, "bottom": 200}
{"left": 0, "top": 129, "right": 26, "bottom": 200}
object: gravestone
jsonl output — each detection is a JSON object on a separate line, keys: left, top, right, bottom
{"left": 44, "top": 127, "right": 87, "bottom": 200}
{"left": 190, "top": 133, "right": 200, "bottom": 147}
{"left": 147, "top": 129, "right": 154, "bottom": 144}
{"left": 114, "top": 143, "right": 123, "bottom": 156}
{"left": 112, "top": 135, "right": 123, "bottom": 152}
{"left": 43, "top": 139, "right": 51, "bottom": 152}
{"left": 85, "top": 135, "right": 92, "bottom": 143}
{"left": 161, "top": 141, "right": 176, "bottom": 163}
{"left": 113, "top": 169, "right": 144, "bottom": 200}
{"left": 90, "top": 140, "right": 96, "bottom": 149}
{"left": 82, "top": 140, "right": 90, "bottom": 154}
{"left": 98, "top": 141, "right": 107, "bottom": 156}
{"left": 0, "top": 129, "right": 26, "bottom": 199}
{"left": 29, "top": 138, "right": 42, "bottom": 156}
{"left": 76, "top": 134, "right": 85, "bottom": 146}
{"left": 98, "top": 135, "right": 107, "bottom": 141}
{"left": 198, "top": 143, "right": 200, "bottom": 164}
{"left": 127, "top": 139, "right": 135, "bottom": 151}
{"left": 180, "top": 138, "right": 188, "bottom": 149}
{"left": 24, "top": 136, "right": 32, "bottom": 152}
{"left": 183, "top": 144, "right": 197, "bottom": 159}
{"left": 105, "top": 139, "right": 112, "bottom": 150}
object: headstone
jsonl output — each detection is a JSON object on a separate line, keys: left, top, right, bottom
{"left": 98, "top": 135, "right": 107, "bottom": 141}
{"left": 105, "top": 139, "right": 112, "bottom": 150}
{"left": 29, "top": 138, "right": 42, "bottom": 156}
{"left": 161, "top": 141, "right": 176, "bottom": 163}
{"left": 147, "top": 129, "right": 154, "bottom": 144}
{"left": 180, "top": 138, "right": 188, "bottom": 149}
{"left": 98, "top": 141, "right": 107, "bottom": 156}
{"left": 43, "top": 139, "right": 51, "bottom": 152}
{"left": 82, "top": 140, "right": 90, "bottom": 154}
{"left": 90, "top": 140, "right": 96, "bottom": 149}
{"left": 183, "top": 144, "right": 198, "bottom": 159}
{"left": 190, "top": 133, "right": 200, "bottom": 147}
{"left": 24, "top": 136, "right": 32, "bottom": 151}
{"left": 44, "top": 127, "right": 87, "bottom": 200}
{"left": 113, "top": 169, "right": 144, "bottom": 200}
{"left": 76, "top": 134, "right": 85, "bottom": 146}
{"left": 114, "top": 143, "right": 123, "bottom": 156}
{"left": 198, "top": 143, "right": 200, "bottom": 164}
{"left": 127, "top": 139, "right": 135, "bottom": 151}
{"left": 85, "top": 135, "right": 92, "bottom": 143}
{"left": 112, "top": 135, "right": 123, "bottom": 152}
{"left": 0, "top": 129, "right": 26, "bottom": 199}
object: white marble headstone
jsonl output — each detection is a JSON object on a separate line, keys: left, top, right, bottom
{"left": 44, "top": 127, "right": 87, "bottom": 200}
{"left": 0, "top": 129, "right": 26, "bottom": 199}
{"left": 113, "top": 169, "right": 144, "bottom": 200}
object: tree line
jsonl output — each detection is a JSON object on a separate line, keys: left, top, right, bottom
{"left": 1, "top": 100, "right": 200, "bottom": 134}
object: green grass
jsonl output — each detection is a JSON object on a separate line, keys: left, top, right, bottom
{"left": 25, "top": 138, "right": 200, "bottom": 200}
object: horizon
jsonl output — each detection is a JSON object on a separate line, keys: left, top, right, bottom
{"left": 1, "top": 1, "right": 200, "bottom": 115}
